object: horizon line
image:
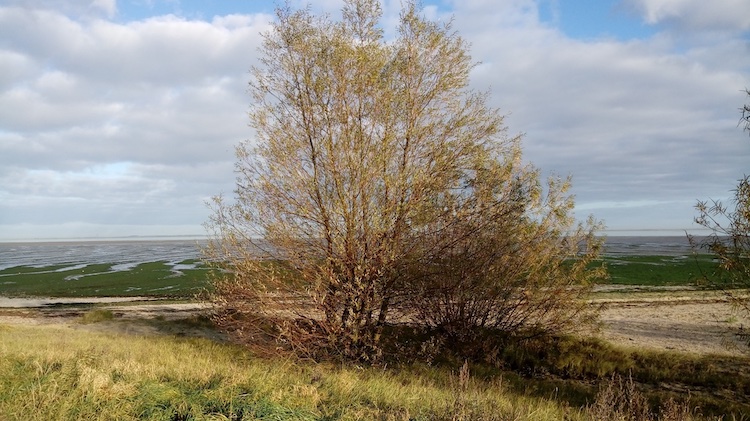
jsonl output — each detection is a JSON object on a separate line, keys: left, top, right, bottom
{"left": 0, "top": 229, "right": 717, "bottom": 243}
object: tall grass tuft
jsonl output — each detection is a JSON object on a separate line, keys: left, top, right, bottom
{"left": 586, "top": 373, "right": 720, "bottom": 421}
{"left": 78, "top": 309, "right": 115, "bottom": 324}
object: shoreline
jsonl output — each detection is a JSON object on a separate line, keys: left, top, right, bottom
{"left": 0, "top": 296, "right": 163, "bottom": 308}
{"left": 1, "top": 290, "right": 748, "bottom": 357}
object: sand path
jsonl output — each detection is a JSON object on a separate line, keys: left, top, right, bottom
{"left": 1, "top": 291, "right": 748, "bottom": 356}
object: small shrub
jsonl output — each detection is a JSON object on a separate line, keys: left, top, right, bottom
{"left": 78, "top": 309, "right": 114, "bottom": 324}
{"left": 587, "top": 373, "right": 706, "bottom": 421}
{"left": 588, "top": 373, "right": 653, "bottom": 421}
{"left": 205, "top": 0, "right": 604, "bottom": 362}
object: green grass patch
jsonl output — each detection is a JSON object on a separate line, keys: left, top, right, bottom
{"left": 380, "top": 325, "right": 750, "bottom": 418}
{"left": 0, "top": 264, "right": 78, "bottom": 275}
{"left": 602, "top": 254, "right": 719, "bottom": 286}
{"left": 0, "top": 260, "right": 215, "bottom": 298}
{"left": 78, "top": 309, "right": 115, "bottom": 324}
{"left": 497, "top": 335, "right": 750, "bottom": 405}
{"left": 1, "top": 253, "right": 723, "bottom": 297}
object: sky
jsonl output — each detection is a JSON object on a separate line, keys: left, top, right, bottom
{"left": 1, "top": 0, "right": 749, "bottom": 241}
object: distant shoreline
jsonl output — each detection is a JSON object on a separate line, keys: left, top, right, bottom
{"left": 0, "top": 235, "right": 209, "bottom": 244}
{"left": 0, "top": 231, "right": 715, "bottom": 244}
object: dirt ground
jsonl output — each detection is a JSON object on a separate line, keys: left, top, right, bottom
{"left": 1, "top": 290, "right": 749, "bottom": 356}
{"left": 594, "top": 288, "right": 750, "bottom": 356}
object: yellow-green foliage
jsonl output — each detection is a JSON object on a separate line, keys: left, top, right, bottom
{"left": 0, "top": 323, "right": 593, "bottom": 420}
{"left": 78, "top": 309, "right": 115, "bottom": 324}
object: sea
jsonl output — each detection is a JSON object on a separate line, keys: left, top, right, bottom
{"left": 601, "top": 236, "right": 701, "bottom": 257}
{"left": 0, "top": 236, "right": 703, "bottom": 271}
{"left": 0, "top": 239, "right": 207, "bottom": 271}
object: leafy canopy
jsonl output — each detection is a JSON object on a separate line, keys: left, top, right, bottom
{"left": 205, "top": 0, "right": 604, "bottom": 360}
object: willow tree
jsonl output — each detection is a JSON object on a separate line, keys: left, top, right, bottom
{"left": 205, "top": 0, "right": 603, "bottom": 359}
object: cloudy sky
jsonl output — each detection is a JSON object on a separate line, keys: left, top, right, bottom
{"left": 1, "top": 0, "right": 749, "bottom": 241}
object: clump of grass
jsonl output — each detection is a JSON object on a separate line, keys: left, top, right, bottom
{"left": 587, "top": 373, "right": 712, "bottom": 421}
{"left": 78, "top": 309, "right": 114, "bottom": 324}
{"left": 386, "top": 329, "right": 750, "bottom": 417}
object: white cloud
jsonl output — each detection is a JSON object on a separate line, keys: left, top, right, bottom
{"left": 627, "top": 0, "right": 750, "bottom": 32}
{"left": 0, "top": 50, "right": 37, "bottom": 91}
{"left": 443, "top": 1, "right": 749, "bottom": 228}
{"left": 0, "top": 0, "right": 749, "bottom": 239}
{"left": 91, "top": 0, "right": 116, "bottom": 18}
{"left": 2, "top": 0, "right": 117, "bottom": 19}
{"left": 0, "top": 3, "right": 271, "bottom": 238}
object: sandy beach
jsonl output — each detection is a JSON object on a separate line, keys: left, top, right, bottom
{"left": 1, "top": 291, "right": 748, "bottom": 356}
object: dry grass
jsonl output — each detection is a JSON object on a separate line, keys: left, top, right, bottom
{"left": 0, "top": 323, "right": 592, "bottom": 420}
{"left": 587, "top": 373, "right": 711, "bottom": 421}
{"left": 1, "top": 302, "right": 748, "bottom": 420}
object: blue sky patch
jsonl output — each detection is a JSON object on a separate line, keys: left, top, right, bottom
{"left": 116, "top": 0, "right": 273, "bottom": 22}
{"left": 538, "top": 0, "right": 658, "bottom": 41}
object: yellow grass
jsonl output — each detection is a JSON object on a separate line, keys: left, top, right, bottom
{"left": 0, "top": 323, "right": 590, "bottom": 420}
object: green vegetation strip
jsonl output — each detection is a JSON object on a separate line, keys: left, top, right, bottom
{"left": 0, "top": 260, "right": 214, "bottom": 298}
{"left": 0, "top": 254, "right": 728, "bottom": 299}
{"left": 603, "top": 254, "right": 719, "bottom": 286}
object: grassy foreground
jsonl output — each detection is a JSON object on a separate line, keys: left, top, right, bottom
{"left": 0, "top": 322, "right": 586, "bottom": 421}
{"left": 2, "top": 314, "right": 748, "bottom": 420}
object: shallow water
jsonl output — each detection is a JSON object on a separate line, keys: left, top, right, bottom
{"left": 0, "top": 236, "right": 698, "bottom": 272}
{"left": 0, "top": 240, "right": 204, "bottom": 271}
{"left": 603, "top": 235, "right": 697, "bottom": 256}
